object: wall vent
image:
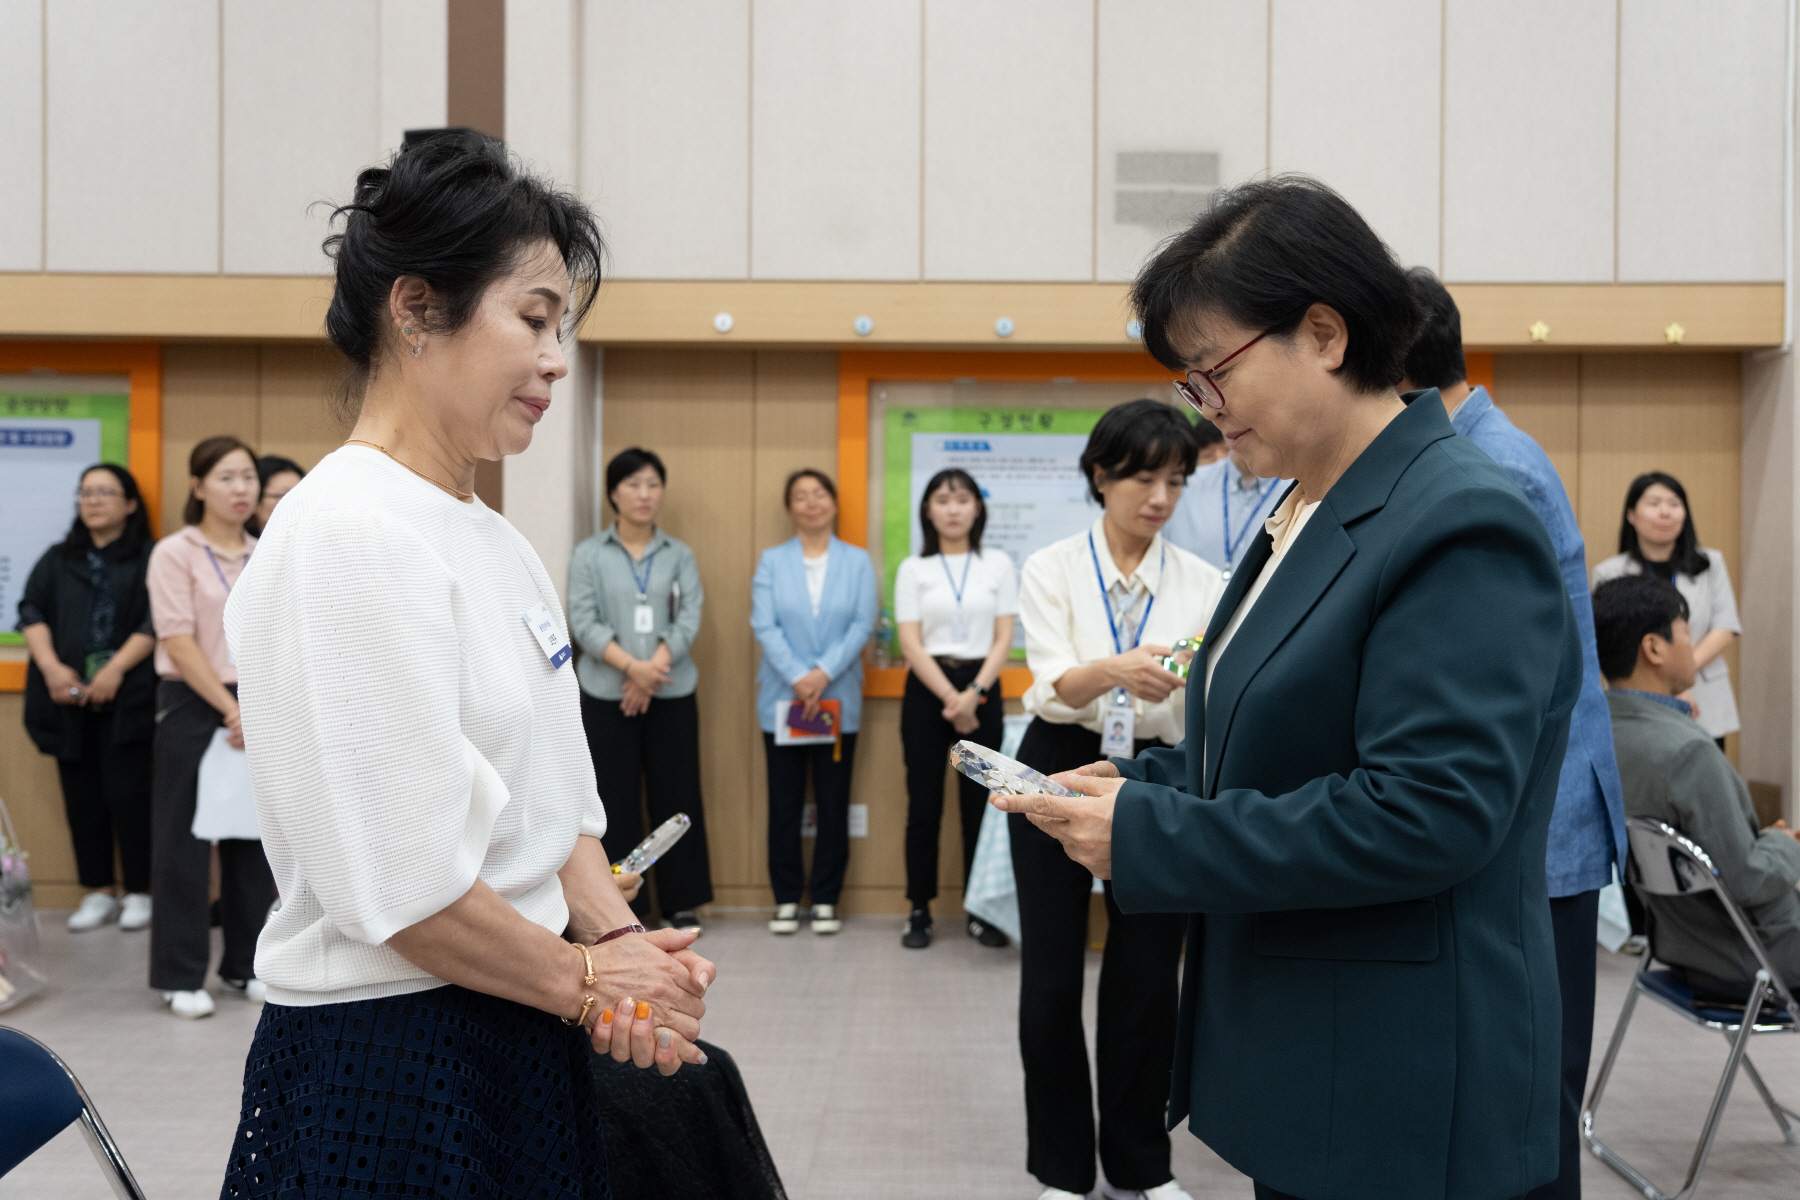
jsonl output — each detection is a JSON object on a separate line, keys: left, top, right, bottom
{"left": 1115, "top": 151, "right": 1219, "bottom": 229}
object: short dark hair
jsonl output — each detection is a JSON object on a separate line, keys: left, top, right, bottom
{"left": 184, "top": 435, "right": 258, "bottom": 525}
{"left": 1194, "top": 417, "right": 1224, "bottom": 450}
{"left": 605, "top": 447, "right": 667, "bottom": 511}
{"left": 784, "top": 468, "right": 837, "bottom": 508}
{"left": 323, "top": 131, "right": 604, "bottom": 407}
{"left": 257, "top": 455, "right": 306, "bottom": 488}
{"left": 1619, "top": 471, "right": 1711, "bottom": 577}
{"left": 1401, "top": 267, "right": 1466, "bottom": 390}
{"left": 918, "top": 468, "right": 986, "bottom": 556}
{"left": 1079, "top": 399, "right": 1201, "bottom": 504}
{"left": 61, "top": 463, "right": 152, "bottom": 558}
{"left": 1592, "top": 575, "right": 1690, "bottom": 682}
{"left": 1130, "top": 175, "right": 1421, "bottom": 394}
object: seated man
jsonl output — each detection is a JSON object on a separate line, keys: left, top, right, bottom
{"left": 1594, "top": 574, "right": 1800, "bottom": 997}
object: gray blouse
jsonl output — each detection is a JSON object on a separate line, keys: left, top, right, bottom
{"left": 568, "top": 526, "right": 704, "bottom": 700}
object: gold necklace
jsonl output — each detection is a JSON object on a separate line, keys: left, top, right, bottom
{"left": 344, "top": 439, "right": 474, "bottom": 501}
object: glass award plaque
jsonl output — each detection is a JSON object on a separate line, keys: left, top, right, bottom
{"left": 612, "top": 812, "right": 691, "bottom": 875}
{"left": 949, "top": 741, "right": 1081, "bottom": 798}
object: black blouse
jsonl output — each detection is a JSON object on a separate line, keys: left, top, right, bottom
{"left": 17, "top": 536, "right": 156, "bottom": 759}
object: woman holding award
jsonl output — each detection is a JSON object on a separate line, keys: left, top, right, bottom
{"left": 996, "top": 178, "right": 1580, "bottom": 1200}
{"left": 219, "top": 133, "right": 714, "bottom": 1199}
{"left": 751, "top": 468, "right": 877, "bottom": 936}
{"left": 1010, "top": 399, "right": 1222, "bottom": 1200}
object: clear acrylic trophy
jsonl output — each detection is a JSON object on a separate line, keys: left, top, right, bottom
{"left": 949, "top": 741, "right": 1081, "bottom": 798}
{"left": 611, "top": 812, "right": 692, "bottom": 875}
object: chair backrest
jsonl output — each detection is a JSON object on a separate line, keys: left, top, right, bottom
{"left": 1624, "top": 817, "right": 1722, "bottom": 898}
{"left": 1624, "top": 816, "right": 1800, "bottom": 1017}
{"left": 0, "top": 1027, "right": 84, "bottom": 1177}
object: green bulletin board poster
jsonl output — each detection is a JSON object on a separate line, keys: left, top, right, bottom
{"left": 882, "top": 405, "right": 1108, "bottom": 616}
{"left": 0, "top": 392, "right": 132, "bottom": 645}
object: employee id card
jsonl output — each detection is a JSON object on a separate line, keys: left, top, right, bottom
{"left": 522, "top": 603, "right": 572, "bottom": 668}
{"left": 634, "top": 604, "right": 656, "bottom": 633}
{"left": 1100, "top": 688, "right": 1135, "bottom": 757}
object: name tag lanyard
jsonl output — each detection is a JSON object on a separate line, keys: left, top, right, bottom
{"left": 941, "top": 551, "right": 974, "bottom": 643}
{"left": 203, "top": 545, "right": 240, "bottom": 593}
{"left": 1221, "top": 472, "right": 1281, "bottom": 581}
{"left": 1090, "top": 532, "right": 1161, "bottom": 756}
{"left": 627, "top": 545, "right": 659, "bottom": 634}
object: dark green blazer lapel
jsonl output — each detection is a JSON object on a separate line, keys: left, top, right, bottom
{"left": 1183, "top": 526, "right": 1275, "bottom": 795}
{"left": 1200, "top": 395, "right": 1459, "bottom": 797}
{"left": 1203, "top": 516, "right": 1354, "bottom": 796}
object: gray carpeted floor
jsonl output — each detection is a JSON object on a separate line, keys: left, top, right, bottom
{"left": 2, "top": 911, "right": 1796, "bottom": 1199}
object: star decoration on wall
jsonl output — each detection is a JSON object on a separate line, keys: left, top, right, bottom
{"left": 1665, "top": 322, "right": 1685, "bottom": 344}
{"left": 1529, "top": 321, "right": 1550, "bottom": 343}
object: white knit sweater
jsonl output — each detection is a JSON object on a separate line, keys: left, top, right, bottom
{"left": 225, "top": 446, "right": 606, "bottom": 1007}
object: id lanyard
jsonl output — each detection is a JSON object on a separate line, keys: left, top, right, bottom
{"left": 1221, "top": 471, "right": 1280, "bottom": 580}
{"left": 941, "top": 551, "right": 973, "bottom": 639}
{"left": 1088, "top": 531, "right": 1161, "bottom": 684}
{"left": 626, "top": 544, "right": 659, "bottom": 634}
{"left": 203, "top": 545, "right": 238, "bottom": 594}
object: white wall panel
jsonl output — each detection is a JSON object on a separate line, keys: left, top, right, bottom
{"left": 45, "top": 0, "right": 219, "bottom": 273}
{"left": 1618, "top": 0, "right": 1786, "bottom": 282}
{"left": 1443, "top": 0, "right": 1615, "bottom": 282}
{"left": 379, "top": 0, "right": 448, "bottom": 155}
{"left": 507, "top": 0, "right": 580, "bottom": 190}
{"left": 223, "top": 2, "right": 380, "bottom": 276}
{"left": 922, "top": 0, "right": 1093, "bottom": 281}
{"left": 1269, "top": 0, "right": 1440, "bottom": 272}
{"left": 583, "top": 0, "right": 750, "bottom": 279}
{"left": 751, "top": 0, "right": 921, "bottom": 280}
{"left": 0, "top": 0, "right": 43, "bottom": 270}
{"left": 1096, "top": 0, "right": 1265, "bottom": 283}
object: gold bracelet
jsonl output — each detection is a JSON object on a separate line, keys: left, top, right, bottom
{"left": 560, "top": 942, "right": 599, "bottom": 1027}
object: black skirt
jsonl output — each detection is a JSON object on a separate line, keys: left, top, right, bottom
{"left": 222, "top": 985, "right": 610, "bottom": 1199}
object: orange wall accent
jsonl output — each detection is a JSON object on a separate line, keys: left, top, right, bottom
{"left": 1465, "top": 351, "right": 1495, "bottom": 392}
{"left": 0, "top": 342, "right": 161, "bottom": 693}
{"left": 838, "top": 351, "right": 1173, "bottom": 698}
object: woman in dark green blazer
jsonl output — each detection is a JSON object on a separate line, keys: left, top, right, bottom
{"left": 995, "top": 178, "right": 1581, "bottom": 1200}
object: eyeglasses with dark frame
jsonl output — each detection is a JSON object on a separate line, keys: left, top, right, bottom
{"left": 1173, "top": 329, "right": 1271, "bottom": 414}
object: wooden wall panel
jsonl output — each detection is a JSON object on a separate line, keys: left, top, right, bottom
{"left": 161, "top": 344, "right": 260, "bottom": 535}
{"left": 258, "top": 343, "right": 353, "bottom": 467}
{"left": 1490, "top": 354, "right": 1581, "bottom": 503}
{"left": 0, "top": 694, "right": 80, "bottom": 909}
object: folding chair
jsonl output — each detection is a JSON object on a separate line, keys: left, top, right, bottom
{"left": 1581, "top": 817, "right": 1800, "bottom": 1200}
{"left": 0, "top": 1027, "right": 147, "bottom": 1199}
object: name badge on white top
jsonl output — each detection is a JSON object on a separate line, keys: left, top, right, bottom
{"left": 1100, "top": 688, "right": 1135, "bottom": 758}
{"left": 522, "top": 603, "right": 572, "bottom": 668}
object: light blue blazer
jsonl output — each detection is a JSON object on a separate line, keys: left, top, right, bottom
{"left": 751, "top": 537, "right": 878, "bottom": 734}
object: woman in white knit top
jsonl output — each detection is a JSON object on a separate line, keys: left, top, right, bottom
{"left": 219, "top": 134, "right": 712, "bottom": 1199}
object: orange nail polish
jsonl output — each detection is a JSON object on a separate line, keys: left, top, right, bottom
{"left": 599, "top": 1009, "right": 613, "bottom": 1026}
{"left": 635, "top": 1001, "right": 651, "bottom": 1021}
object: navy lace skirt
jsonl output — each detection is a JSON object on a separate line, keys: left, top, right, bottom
{"left": 221, "top": 984, "right": 611, "bottom": 1199}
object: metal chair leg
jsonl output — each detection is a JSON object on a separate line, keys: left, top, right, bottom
{"left": 1669, "top": 976, "right": 1768, "bottom": 1199}
{"left": 1736, "top": 1052, "right": 1799, "bottom": 1145}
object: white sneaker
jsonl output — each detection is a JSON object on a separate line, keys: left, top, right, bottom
{"left": 221, "top": 977, "right": 267, "bottom": 1003}
{"left": 1036, "top": 1188, "right": 1090, "bottom": 1200}
{"left": 67, "top": 892, "right": 118, "bottom": 932}
{"left": 810, "top": 903, "right": 841, "bottom": 934}
{"left": 768, "top": 903, "right": 800, "bottom": 935}
{"left": 1101, "top": 1182, "right": 1195, "bottom": 1200}
{"left": 118, "top": 893, "right": 152, "bottom": 931}
{"left": 163, "top": 989, "right": 215, "bottom": 1019}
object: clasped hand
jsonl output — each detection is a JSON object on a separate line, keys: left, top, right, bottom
{"left": 940, "top": 686, "right": 982, "bottom": 734}
{"left": 584, "top": 927, "right": 714, "bottom": 1075}
{"left": 620, "top": 644, "right": 673, "bottom": 717}
{"left": 988, "top": 759, "right": 1124, "bottom": 878}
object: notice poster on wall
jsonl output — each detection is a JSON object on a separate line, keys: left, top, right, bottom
{"left": 882, "top": 406, "right": 1107, "bottom": 628}
{"left": 0, "top": 390, "right": 131, "bottom": 645}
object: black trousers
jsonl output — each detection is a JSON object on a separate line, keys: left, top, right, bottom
{"left": 1010, "top": 717, "right": 1186, "bottom": 1195}
{"left": 901, "top": 665, "right": 1003, "bottom": 906}
{"left": 580, "top": 690, "right": 714, "bottom": 919}
{"left": 764, "top": 731, "right": 859, "bottom": 907}
{"left": 1524, "top": 888, "right": 1601, "bottom": 1200}
{"left": 55, "top": 706, "right": 153, "bottom": 892}
{"left": 148, "top": 680, "right": 274, "bottom": 991}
